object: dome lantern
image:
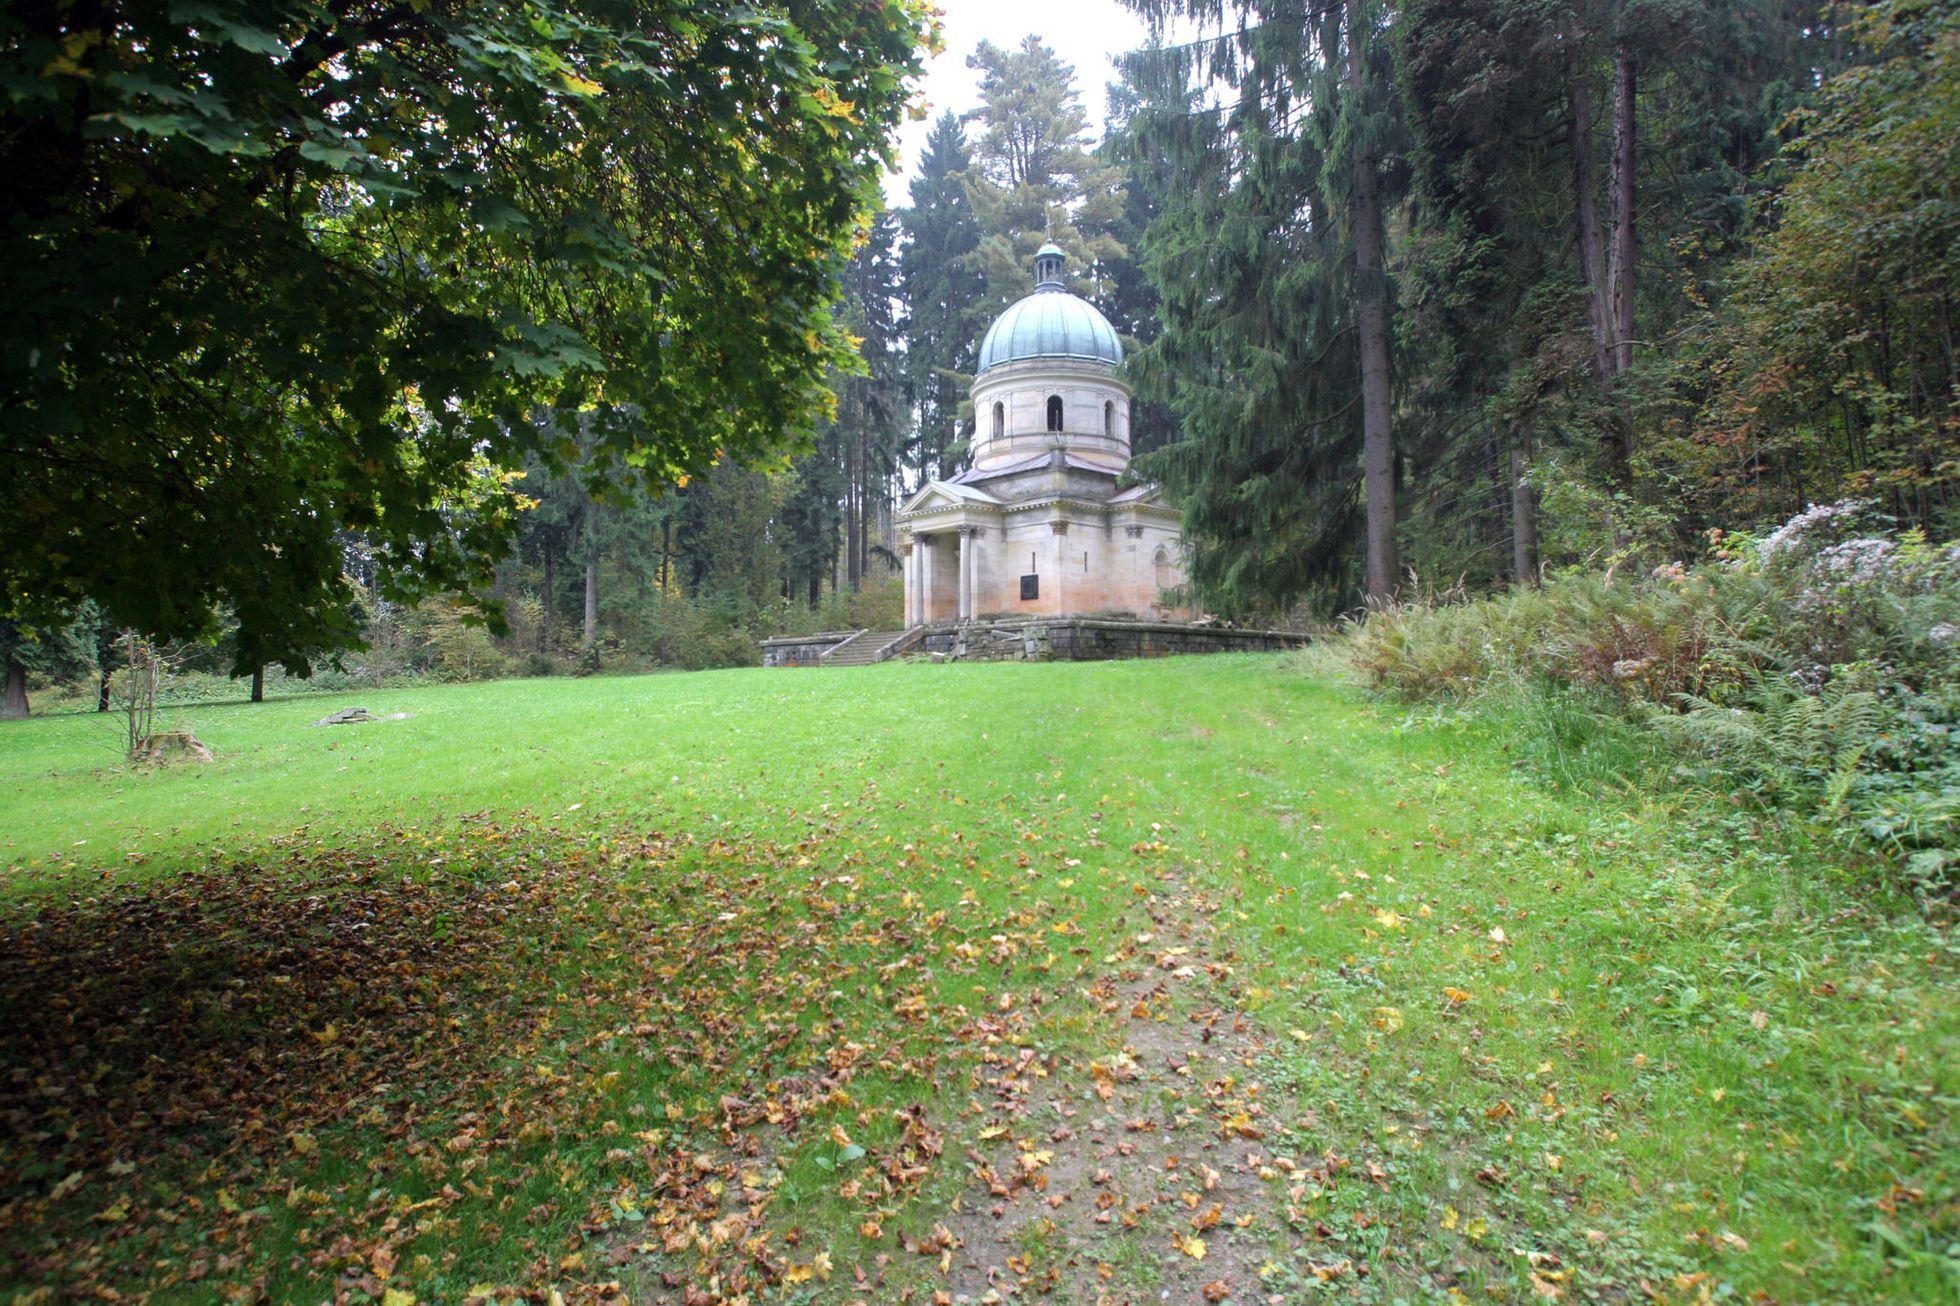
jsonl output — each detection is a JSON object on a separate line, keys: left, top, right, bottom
{"left": 1034, "top": 242, "right": 1065, "bottom": 291}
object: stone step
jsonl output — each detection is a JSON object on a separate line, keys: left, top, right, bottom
{"left": 823, "top": 631, "right": 906, "bottom": 665}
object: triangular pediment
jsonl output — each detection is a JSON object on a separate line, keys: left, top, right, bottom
{"left": 899, "top": 480, "right": 1002, "bottom": 515}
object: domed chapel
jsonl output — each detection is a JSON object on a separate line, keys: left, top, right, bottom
{"left": 897, "top": 245, "right": 1193, "bottom": 625}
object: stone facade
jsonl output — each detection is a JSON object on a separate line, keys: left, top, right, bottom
{"left": 897, "top": 247, "right": 1192, "bottom": 627}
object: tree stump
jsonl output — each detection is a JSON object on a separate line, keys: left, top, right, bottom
{"left": 133, "top": 731, "right": 213, "bottom": 765}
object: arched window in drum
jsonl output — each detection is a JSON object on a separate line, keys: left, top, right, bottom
{"left": 992, "top": 401, "right": 1005, "bottom": 439}
{"left": 1046, "top": 395, "right": 1064, "bottom": 432}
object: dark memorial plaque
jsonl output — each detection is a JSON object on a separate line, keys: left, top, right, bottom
{"left": 1020, "top": 574, "right": 1039, "bottom": 601}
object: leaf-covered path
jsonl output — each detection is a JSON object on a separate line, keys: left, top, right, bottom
{"left": 945, "top": 877, "right": 1283, "bottom": 1304}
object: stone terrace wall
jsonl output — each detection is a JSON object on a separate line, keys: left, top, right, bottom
{"left": 758, "top": 632, "right": 856, "bottom": 668}
{"left": 764, "top": 620, "right": 1309, "bottom": 666}
{"left": 937, "top": 618, "right": 1308, "bottom": 662}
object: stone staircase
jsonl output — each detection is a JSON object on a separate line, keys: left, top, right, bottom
{"left": 819, "top": 629, "right": 909, "bottom": 667}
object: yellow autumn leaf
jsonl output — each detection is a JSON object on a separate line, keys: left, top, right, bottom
{"left": 1176, "top": 1232, "right": 1207, "bottom": 1259}
{"left": 382, "top": 1290, "right": 417, "bottom": 1306}
{"left": 1370, "top": 1006, "right": 1404, "bottom": 1033}
{"left": 1441, "top": 1205, "right": 1460, "bottom": 1230}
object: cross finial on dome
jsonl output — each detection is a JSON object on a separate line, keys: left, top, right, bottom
{"left": 1034, "top": 242, "right": 1065, "bottom": 292}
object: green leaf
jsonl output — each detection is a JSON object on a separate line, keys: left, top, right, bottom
{"left": 298, "top": 140, "right": 360, "bottom": 170}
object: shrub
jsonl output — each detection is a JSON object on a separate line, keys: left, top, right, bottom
{"left": 1347, "top": 503, "right": 1959, "bottom": 903}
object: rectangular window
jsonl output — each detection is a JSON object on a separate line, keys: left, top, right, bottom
{"left": 1020, "top": 574, "right": 1039, "bottom": 601}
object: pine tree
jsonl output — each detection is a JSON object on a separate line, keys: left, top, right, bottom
{"left": 961, "top": 37, "right": 1130, "bottom": 313}
{"left": 900, "top": 113, "right": 987, "bottom": 482}
{"left": 1394, "top": 0, "right": 1839, "bottom": 576}
{"left": 1117, "top": 0, "right": 1409, "bottom": 612}
{"left": 0, "top": 613, "right": 96, "bottom": 719}
{"left": 836, "top": 215, "right": 906, "bottom": 592}
{"left": 781, "top": 428, "right": 849, "bottom": 605}
{"left": 1098, "top": 75, "right": 1179, "bottom": 459}
{"left": 676, "top": 462, "right": 787, "bottom": 614}
{"left": 779, "top": 215, "right": 906, "bottom": 599}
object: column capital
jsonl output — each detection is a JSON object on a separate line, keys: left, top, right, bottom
{"left": 958, "top": 524, "right": 983, "bottom": 538}
{"left": 1124, "top": 524, "right": 1145, "bottom": 539}
{"left": 1049, "top": 520, "right": 1070, "bottom": 536}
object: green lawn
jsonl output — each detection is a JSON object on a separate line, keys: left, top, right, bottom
{"left": 1, "top": 657, "right": 1952, "bottom": 1303}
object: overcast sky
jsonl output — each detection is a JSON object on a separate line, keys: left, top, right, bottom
{"left": 881, "top": 0, "right": 1162, "bottom": 207}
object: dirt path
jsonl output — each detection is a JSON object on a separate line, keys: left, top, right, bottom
{"left": 945, "top": 881, "right": 1290, "bottom": 1305}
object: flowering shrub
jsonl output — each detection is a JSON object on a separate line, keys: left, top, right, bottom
{"left": 1347, "top": 503, "right": 1959, "bottom": 903}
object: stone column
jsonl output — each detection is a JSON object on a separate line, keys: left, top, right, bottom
{"left": 918, "top": 534, "right": 935, "bottom": 624}
{"left": 957, "top": 527, "right": 974, "bottom": 622}
{"left": 899, "top": 539, "right": 916, "bottom": 626}
{"left": 1050, "top": 520, "right": 1069, "bottom": 614}
{"left": 1124, "top": 524, "right": 1145, "bottom": 612}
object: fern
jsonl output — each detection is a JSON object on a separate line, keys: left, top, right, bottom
{"left": 1669, "top": 675, "right": 1880, "bottom": 772}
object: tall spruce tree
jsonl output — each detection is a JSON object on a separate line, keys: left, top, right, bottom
{"left": 961, "top": 37, "right": 1130, "bottom": 313}
{"left": 780, "top": 215, "right": 906, "bottom": 599}
{"left": 1394, "top": 0, "right": 1838, "bottom": 577}
{"left": 836, "top": 215, "right": 907, "bottom": 592}
{"left": 900, "top": 114, "right": 986, "bottom": 482}
{"left": 1099, "top": 75, "right": 1179, "bottom": 459}
{"left": 780, "top": 426, "right": 849, "bottom": 606}
{"left": 1117, "top": 0, "right": 1408, "bottom": 612}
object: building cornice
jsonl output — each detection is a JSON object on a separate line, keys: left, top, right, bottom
{"left": 969, "top": 357, "right": 1134, "bottom": 398}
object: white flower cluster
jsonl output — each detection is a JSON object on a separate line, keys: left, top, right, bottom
{"left": 1758, "top": 498, "right": 1870, "bottom": 563}
{"left": 1813, "top": 537, "right": 1900, "bottom": 585}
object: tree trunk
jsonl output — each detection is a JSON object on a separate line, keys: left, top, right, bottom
{"left": 97, "top": 669, "right": 111, "bottom": 712}
{"left": 2, "top": 657, "right": 27, "bottom": 719}
{"left": 541, "top": 541, "right": 556, "bottom": 652}
{"left": 582, "top": 555, "right": 599, "bottom": 652}
{"left": 1510, "top": 429, "right": 1540, "bottom": 585}
{"left": 250, "top": 667, "right": 264, "bottom": 703}
{"left": 1566, "top": 41, "right": 1613, "bottom": 386}
{"left": 847, "top": 427, "right": 864, "bottom": 593}
{"left": 1349, "top": 0, "right": 1397, "bottom": 603}
{"left": 1607, "top": 49, "right": 1637, "bottom": 381}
